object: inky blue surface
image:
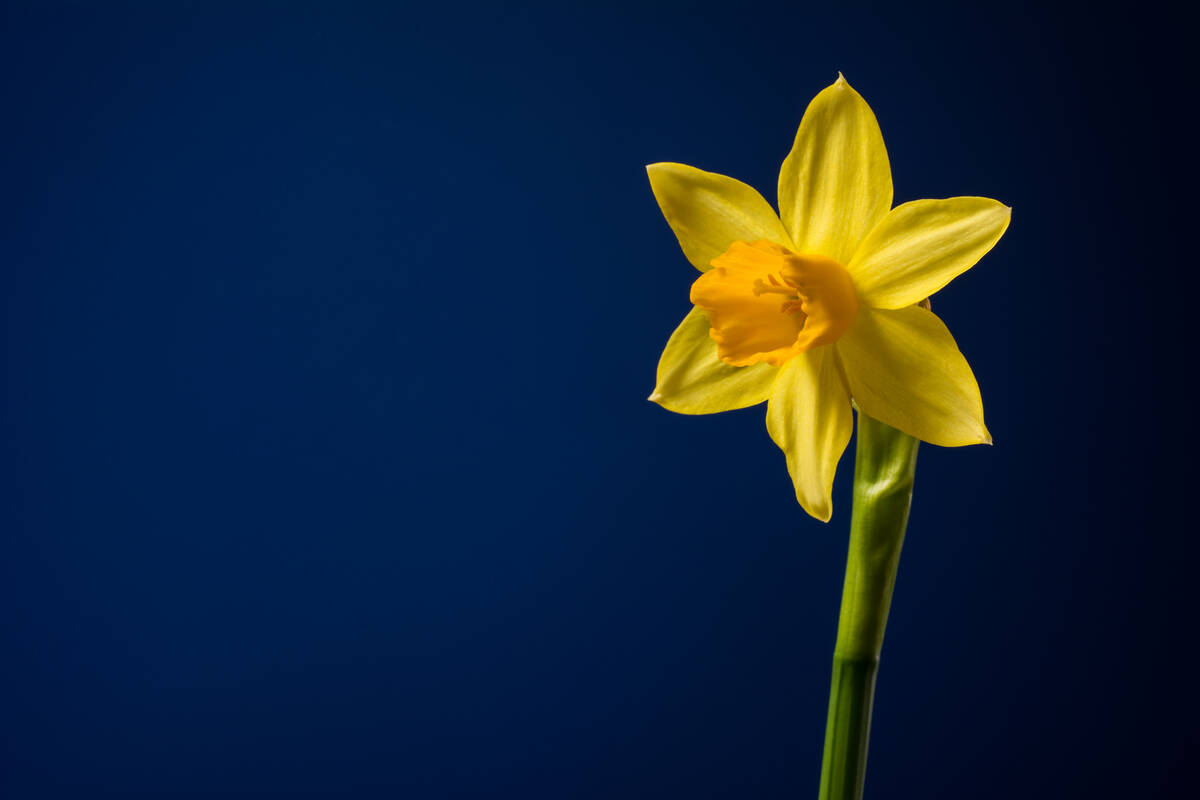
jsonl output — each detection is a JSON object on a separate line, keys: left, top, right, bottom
{"left": 3, "top": 1, "right": 1194, "bottom": 797}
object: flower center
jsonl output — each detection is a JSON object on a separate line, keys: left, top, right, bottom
{"left": 751, "top": 272, "right": 809, "bottom": 316}
{"left": 689, "top": 240, "right": 859, "bottom": 367}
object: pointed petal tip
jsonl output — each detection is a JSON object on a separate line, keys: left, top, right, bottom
{"left": 798, "top": 495, "right": 833, "bottom": 523}
{"left": 835, "top": 71, "right": 847, "bottom": 85}
{"left": 807, "top": 503, "right": 833, "bottom": 523}
{"left": 647, "top": 390, "right": 663, "bottom": 404}
{"left": 798, "top": 489, "right": 835, "bottom": 523}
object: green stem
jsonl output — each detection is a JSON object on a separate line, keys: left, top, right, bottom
{"left": 818, "top": 413, "right": 919, "bottom": 800}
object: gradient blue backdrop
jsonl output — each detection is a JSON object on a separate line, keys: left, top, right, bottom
{"left": 3, "top": 1, "right": 1194, "bottom": 797}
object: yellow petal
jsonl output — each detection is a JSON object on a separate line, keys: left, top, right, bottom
{"left": 765, "top": 347, "right": 853, "bottom": 522}
{"left": 836, "top": 307, "right": 988, "bottom": 447}
{"left": 647, "top": 162, "right": 794, "bottom": 272}
{"left": 649, "top": 306, "right": 779, "bottom": 414}
{"left": 848, "top": 197, "right": 1011, "bottom": 309}
{"left": 778, "top": 75, "right": 893, "bottom": 265}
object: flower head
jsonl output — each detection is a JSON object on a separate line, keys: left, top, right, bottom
{"left": 647, "top": 75, "right": 1010, "bottom": 522}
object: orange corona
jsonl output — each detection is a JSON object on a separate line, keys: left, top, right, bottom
{"left": 690, "top": 240, "right": 859, "bottom": 367}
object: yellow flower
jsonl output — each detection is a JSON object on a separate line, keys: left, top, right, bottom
{"left": 647, "top": 75, "right": 1010, "bottom": 522}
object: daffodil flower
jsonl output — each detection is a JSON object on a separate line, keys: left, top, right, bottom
{"left": 647, "top": 75, "right": 1010, "bottom": 521}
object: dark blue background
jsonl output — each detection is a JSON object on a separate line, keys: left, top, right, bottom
{"left": 3, "top": 1, "right": 1194, "bottom": 797}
